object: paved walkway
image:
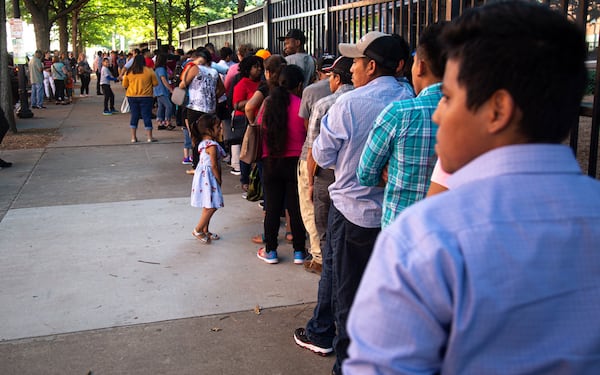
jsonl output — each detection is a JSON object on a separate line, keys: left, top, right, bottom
{"left": 0, "top": 81, "right": 334, "bottom": 374}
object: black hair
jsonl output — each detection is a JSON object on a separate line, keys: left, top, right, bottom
{"left": 220, "top": 47, "right": 233, "bottom": 60}
{"left": 190, "top": 113, "right": 220, "bottom": 145}
{"left": 129, "top": 54, "right": 146, "bottom": 74}
{"left": 442, "top": 0, "right": 586, "bottom": 143}
{"left": 192, "top": 47, "right": 211, "bottom": 64}
{"left": 263, "top": 65, "right": 304, "bottom": 157}
{"left": 417, "top": 22, "right": 447, "bottom": 79}
{"left": 155, "top": 53, "right": 167, "bottom": 68}
{"left": 238, "top": 55, "right": 263, "bottom": 78}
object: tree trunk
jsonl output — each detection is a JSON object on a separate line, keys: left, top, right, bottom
{"left": 238, "top": 0, "right": 246, "bottom": 14}
{"left": 28, "top": 6, "right": 51, "bottom": 52}
{"left": 185, "top": 0, "right": 191, "bottom": 29}
{"left": 72, "top": 8, "right": 79, "bottom": 56}
{"left": 1, "top": 1, "right": 16, "bottom": 133}
{"left": 58, "top": 15, "right": 69, "bottom": 53}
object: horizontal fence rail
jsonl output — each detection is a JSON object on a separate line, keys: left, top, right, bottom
{"left": 166, "top": 0, "right": 600, "bottom": 177}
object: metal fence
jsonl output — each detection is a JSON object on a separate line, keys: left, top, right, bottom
{"left": 176, "top": 0, "right": 599, "bottom": 178}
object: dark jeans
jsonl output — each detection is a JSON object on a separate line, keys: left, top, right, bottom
{"left": 128, "top": 96, "right": 153, "bottom": 130}
{"left": 54, "top": 79, "right": 65, "bottom": 102}
{"left": 80, "top": 74, "right": 90, "bottom": 95}
{"left": 328, "top": 204, "right": 380, "bottom": 375}
{"left": 101, "top": 84, "right": 114, "bottom": 111}
{"left": 262, "top": 157, "right": 306, "bottom": 252}
{"left": 240, "top": 160, "right": 251, "bottom": 185}
{"left": 96, "top": 71, "right": 102, "bottom": 94}
{"left": 305, "top": 199, "right": 336, "bottom": 349}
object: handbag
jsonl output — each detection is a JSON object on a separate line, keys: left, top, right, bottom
{"left": 240, "top": 123, "right": 262, "bottom": 164}
{"left": 120, "top": 97, "right": 130, "bottom": 113}
{"left": 171, "top": 87, "right": 186, "bottom": 106}
{"left": 246, "top": 164, "right": 263, "bottom": 202}
{"left": 223, "top": 114, "right": 247, "bottom": 144}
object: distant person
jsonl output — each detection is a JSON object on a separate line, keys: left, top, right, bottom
{"left": 122, "top": 55, "right": 159, "bottom": 143}
{"left": 345, "top": 2, "right": 600, "bottom": 374}
{"left": 190, "top": 113, "right": 226, "bottom": 244}
{"left": 77, "top": 53, "right": 92, "bottom": 97}
{"left": 100, "top": 58, "right": 119, "bottom": 115}
{"left": 357, "top": 22, "right": 447, "bottom": 228}
{"left": 93, "top": 50, "right": 103, "bottom": 95}
{"left": 278, "top": 28, "right": 315, "bottom": 88}
{"left": 154, "top": 54, "right": 175, "bottom": 130}
{"left": 51, "top": 55, "right": 69, "bottom": 105}
{"left": 29, "top": 50, "right": 45, "bottom": 109}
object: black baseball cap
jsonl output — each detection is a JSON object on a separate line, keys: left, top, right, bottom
{"left": 278, "top": 29, "right": 306, "bottom": 44}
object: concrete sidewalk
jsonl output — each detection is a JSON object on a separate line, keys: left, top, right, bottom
{"left": 0, "top": 81, "right": 334, "bottom": 374}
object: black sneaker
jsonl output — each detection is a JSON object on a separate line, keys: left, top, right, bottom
{"left": 293, "top": 328, "right": 333, "bottom": 356}
{"left": 0, "top": 158, "right": 13, "bottom": 168}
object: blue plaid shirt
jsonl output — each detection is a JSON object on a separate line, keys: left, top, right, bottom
{"left": 357, "top": 83, "right": 442, "bottom": 228}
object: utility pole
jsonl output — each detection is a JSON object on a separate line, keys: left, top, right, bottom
{"left": 11, "top": 0, "right": 33, "bottom": 119}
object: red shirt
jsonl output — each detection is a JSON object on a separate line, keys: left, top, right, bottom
{"left": 232, "top": 77, "right": 260, "bottom": 117}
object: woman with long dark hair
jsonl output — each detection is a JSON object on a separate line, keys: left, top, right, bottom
{"left": 256, "top": 64, "right": 307, "bottom": 265}
{"left": 122, "top": 54, "right": 158, "bottom": 143}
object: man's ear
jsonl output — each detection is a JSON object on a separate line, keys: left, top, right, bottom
{"left": 486, "top": 89, "right": 517, "bottom": 134}
{"left": 396, "top": 59, "right": 405, "bottom": 75}
{"left": 414, "top": 59, "right": 426, "bottom": 78}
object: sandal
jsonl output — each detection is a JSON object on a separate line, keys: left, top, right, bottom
{"left": 192, "top": 230, "right": 211, "bottom": 244}
{"left": 285, "top": 232, "right": 293, "bottom": 243}
{"left": 206, "top": 232, "right": 220, "bottom": 240}
{"left": 251, "top": 233, "right": 265, "bottom": 244}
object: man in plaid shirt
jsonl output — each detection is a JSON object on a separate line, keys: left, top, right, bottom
{"left": 357, "top": 23, "right": 447, "bottom": 228}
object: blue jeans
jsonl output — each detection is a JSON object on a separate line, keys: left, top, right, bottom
{"left": 30, "top": 82, "right": 44, "bottom": 107}
{"left": 304, "top": 201, "right": 336, "bottom": 349}
{"left": 156, "top": 95, "right": 173, "bottom": 122}
{"left": 128, "top": 96, "right": 153, "bottom": 130}
{"left": 328, "top": 204, "right": 380, "bottom": 375}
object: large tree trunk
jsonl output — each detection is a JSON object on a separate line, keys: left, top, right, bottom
{"left": 26, "top": 1, "right": 52, "bottom": 52}
{"left": 71, "top": 8, "right": 79, "bottom": 56}
{"left": 58, "top": 15, "right": 69, "bottom": 53}
{"left": 237, "top": 0, "right": 246, "bottom": 14}
{"left": 1, "top": 1, "right": 16, "bottom": 133}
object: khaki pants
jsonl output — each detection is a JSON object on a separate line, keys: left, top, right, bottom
{"left": 297, "top": 159, "right": 321, "bottom": 263}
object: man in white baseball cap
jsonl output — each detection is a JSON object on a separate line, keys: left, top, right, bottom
{"left": 311, "top": 30, "right": 414, "bottom": 375}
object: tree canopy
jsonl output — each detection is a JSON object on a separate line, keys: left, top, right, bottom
{"left": 19, "top": 0, "right": 260, "bottom": 53}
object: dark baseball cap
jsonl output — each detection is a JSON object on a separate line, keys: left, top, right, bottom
{"left": 323, "top": 56, "right": 353, "bottom": 79}
{"left": 317, "top": 54, "right": 336, "bottom": 71}
{"left": 278, "top": 29, "right": 306, "bottom": 43}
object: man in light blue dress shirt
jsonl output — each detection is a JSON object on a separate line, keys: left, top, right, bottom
{"left": 312, "top": 31, "right": 414, "bottom": 375}
{"left": 345, "top": 2, "right": 600, "bottom": 374}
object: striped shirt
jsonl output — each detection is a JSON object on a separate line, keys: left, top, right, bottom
{"left": 357, "top": 83, "right": 442, "bottom": 228}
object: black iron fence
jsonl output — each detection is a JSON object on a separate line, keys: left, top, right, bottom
{"left": 175, "top": 0, "right": 599, "bottom": 178}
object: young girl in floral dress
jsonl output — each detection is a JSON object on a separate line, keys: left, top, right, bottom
{"left": 190, "top": 114, "right": 226, "bottom": 244}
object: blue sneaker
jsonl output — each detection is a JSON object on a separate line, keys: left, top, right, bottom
{"left": 111, "top": 109, "right": 119, "bottom": 114}
{"left": 103, "top": 110, "right": 112, "bottom": 116}
{"left": 257, "top": 248, "right": 278, "bottom": 264}
{"left": 294, "top": 250, "right": 306, "bottom": 265}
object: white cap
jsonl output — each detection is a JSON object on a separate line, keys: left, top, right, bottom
{"left": 338, "top": 31, "right": 388, "bottom": 58}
